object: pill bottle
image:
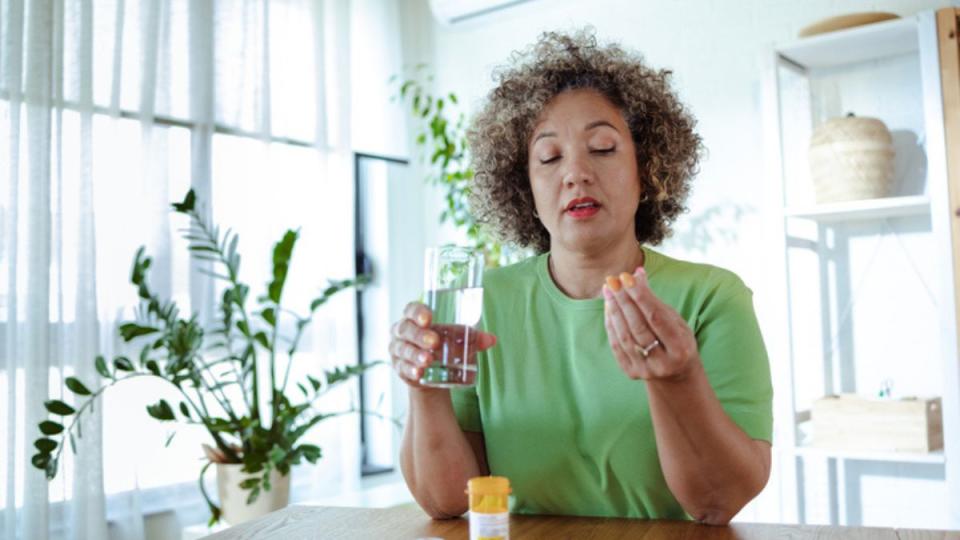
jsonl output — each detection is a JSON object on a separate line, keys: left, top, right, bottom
{"left": 467, "top": 476, "right": 510, "bottom": 540}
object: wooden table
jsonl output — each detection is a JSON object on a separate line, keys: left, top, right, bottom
{"left": 203, "top": 504, "right": 960, "bottom": 539}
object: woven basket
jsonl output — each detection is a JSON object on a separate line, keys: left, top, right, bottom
{"left": 809, "top": 115, "right": 895, "bottom": 203}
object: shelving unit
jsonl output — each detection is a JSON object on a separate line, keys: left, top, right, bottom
{"left": 783, "top": 445, "right": 946, "bottom": 466}
{"left": 783, "top": 195, "right": 930, "bottom": 222}
{"left": 765, "top": 9, "right": 960, "bottom": 529}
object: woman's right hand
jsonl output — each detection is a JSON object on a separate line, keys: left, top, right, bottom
{"left": 390, "top": 301, "right": 498, "bottom": 389}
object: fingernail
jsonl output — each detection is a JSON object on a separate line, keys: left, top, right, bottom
{"left": 619, "top": 272, "right": 636, "bottom": 288}
{"left": 423, "top": 333, "right": 438, "bottom": 347}
{"left": 602, "top": 285, "right": 614, "bottom": 299}
{"left": 418, "top": 351, "right": 431, "bottom": 366}
{"left": 605, "top": 275, "right": 622, "bottom": 292}
{"left": 416, "top": 313, "right": 429, "bottom": 326}
{"left": 635, "top": 266, "right": 646, "bottom": 276}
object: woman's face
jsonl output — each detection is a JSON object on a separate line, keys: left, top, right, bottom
{"left": 528, "top": 88, "right": 641, "bottom": 254}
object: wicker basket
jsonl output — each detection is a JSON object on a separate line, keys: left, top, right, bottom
{"left": 809, "top": 115, "right": 895, "bottom": 203}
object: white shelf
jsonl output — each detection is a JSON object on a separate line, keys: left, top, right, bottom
{"left": 783, "top": 195, "right": 930, "bottom": 222}
{"left": 777, "top": 16, "right": 918, "bottom": 69}
{"left": 784, "top": 444, "right": 945, "bottom": 465}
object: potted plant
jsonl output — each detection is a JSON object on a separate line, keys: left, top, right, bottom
{"left": 31, "top": 189, "right": 377, "bottom": 525}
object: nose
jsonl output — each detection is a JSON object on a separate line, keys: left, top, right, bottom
{"left": 561, "top": 152, "right": 595, "bottom": 187}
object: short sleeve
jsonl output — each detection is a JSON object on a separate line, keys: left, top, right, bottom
{"left": 695, "top": 281, "right": 774, "bottom": 442}
{"left": 450, "top": 382, "right": 482, "bottom": 432}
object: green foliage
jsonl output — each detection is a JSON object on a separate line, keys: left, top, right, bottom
{"left": 392, "top": 66, "right": 521, "bottom": 268}
{"left": 32, "top": 189, "right": 379, "bottom": 524}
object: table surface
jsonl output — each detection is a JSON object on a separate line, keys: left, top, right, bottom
{"left": 203, "top": 504, "right": 960, "bottom": 539}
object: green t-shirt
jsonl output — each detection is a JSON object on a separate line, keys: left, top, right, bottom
{"left": 450, "top": 247, "right": 773, "bottom": 519}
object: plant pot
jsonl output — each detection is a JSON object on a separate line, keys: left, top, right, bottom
{"left": 216, "top": 463, "right": 291, "bottom": 526}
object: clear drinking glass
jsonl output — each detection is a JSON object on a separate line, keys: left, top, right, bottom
{"left": 420, "top": 246, "right": 484, "bottom": 388}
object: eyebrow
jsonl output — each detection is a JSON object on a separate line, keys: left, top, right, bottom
{"left": 532, "top": 120, "right": 620, "bottom": 144}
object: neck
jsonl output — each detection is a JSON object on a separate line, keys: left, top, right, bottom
{"left": 548, "top": 234, "right": 645, "bottom": 300}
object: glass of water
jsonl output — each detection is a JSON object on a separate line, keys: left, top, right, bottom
{"left": 420, "top": 246, "right": 484, "bottom": 388}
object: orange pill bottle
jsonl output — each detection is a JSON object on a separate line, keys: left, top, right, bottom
{"left": 467, "top": 476, "right": 510, "bottom": 540}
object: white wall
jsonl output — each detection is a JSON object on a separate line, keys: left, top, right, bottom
{"left": 407, "top": 0, "right": 958, "bottom": 528}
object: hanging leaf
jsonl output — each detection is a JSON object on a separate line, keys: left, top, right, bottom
{"left": 34, "top": 438, "right": 57, "bottom": 453}
{"left": 95, "top": 355, "right": 111, "bottom": 379}
{"left": 146, "top": 360, "right": 161, "bottom": 376}
{"left": 146, "top": 400, "right": 175, "bottom": 422}
{"left": 44, "top": 400, "right": 76, "bottom": 416}
{"left": 119, "top": 323, "right": 160, "bottom": 341}
{"left": 113, "top": 356, "right": 135, "bottom": 372}
{"left": 31, "top": 454, "right": 49, "bottom": 470}
{"left": 65, "top": 377, "right": 92, "bottom": 396}
{"left": 179, "top": 402, "right": 191, "bottom": 418}
{"left": 38, "top": 421, "right": 64, "bottom": 435}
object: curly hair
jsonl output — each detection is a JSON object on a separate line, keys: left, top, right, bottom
{"left": 467, "top": 28, "right": 703, "bottom": 253}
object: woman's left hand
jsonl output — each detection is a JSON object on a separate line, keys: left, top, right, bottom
{"left": 603, "top": 266, "right": 700, "bottom": 381}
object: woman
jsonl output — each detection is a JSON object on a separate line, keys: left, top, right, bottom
{"left": 389, "top": 29, "right": 772, "bottom": 525}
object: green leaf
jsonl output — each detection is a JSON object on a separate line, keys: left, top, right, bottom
{"left": 267, "top": 230, "right": 299, "bottom": 304}
{"left": 31, "top": 453, "right": 49, "bottom": 470}
{"left": 307, "top": 375, "right": 321, "bottom": 392}
{"left": 44, "top": 400, "right": 75, "bottom": 416}
{"left": 146, "top": 360, "right": 161, "bottom": 376}
{"left": 95, "top": 355, "right": 110, "bottom": 379}
{"left": 268, "top": 446, "right": 285, "bottom": 465}
{"left": 65, "top": 377, "right": 92, "bottom": 396}
{"left": 239, "top": 478, "right": 260, "bottom": 489}
{"left": 164, "top": 432, "right": 176, "bottom": 448}
{"left": 299, "top": 444, "right": 322, "bottom": 464}
{"left": 259, "top": 307, "right": 276, "bottom": 326}
{"left": 34, "top": 438, "right": 58, "bottom": 453}
{"left": 69, "top": 433, "right": 77, "bottom": 454}
{"left": 179, "top": 402, "right": 191, "bottom": 418}
{"left": 39, "top": 421, "right": 64, "bottom": 435}
{"left": 236, "top": 320, "right": 250, "bottom": 337}
{"left": 113, "top": 356, "right": 135, "bottom": 372}
{"left": 171, "top": 189, "right": 196, "bottom": 213}
{"left": 253, "top": 331, "right": 270, "bottom": 350}
{"left": 119, "top": 323, "right": 159, "bottom": 341}
{"left": 146, "top": 400, "right": 175, "bottom": 422}
{"left": 246, "top": 487, "right": 261, "bottom": 505}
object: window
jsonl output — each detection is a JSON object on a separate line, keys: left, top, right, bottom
{"left": 0, "top": 0, "right": 368, "bottom": 523}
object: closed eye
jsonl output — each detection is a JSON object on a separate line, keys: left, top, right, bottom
{"left": 591, "top": 146, "right": 616, "bottom": 154}
{"left": 539, "top": 156, "right": 560, "bottom": 164}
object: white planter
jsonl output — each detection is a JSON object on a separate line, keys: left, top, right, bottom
{"left": 216, "top": 463, "right": 291, "bottom": 526}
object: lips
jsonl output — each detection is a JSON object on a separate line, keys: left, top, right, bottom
{"left": 565, "top": 197, "right": 601, "bottom": 219}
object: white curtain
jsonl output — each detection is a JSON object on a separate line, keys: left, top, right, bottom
{"left": 0, "top": 0, "right": 406, "bottom": 538}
